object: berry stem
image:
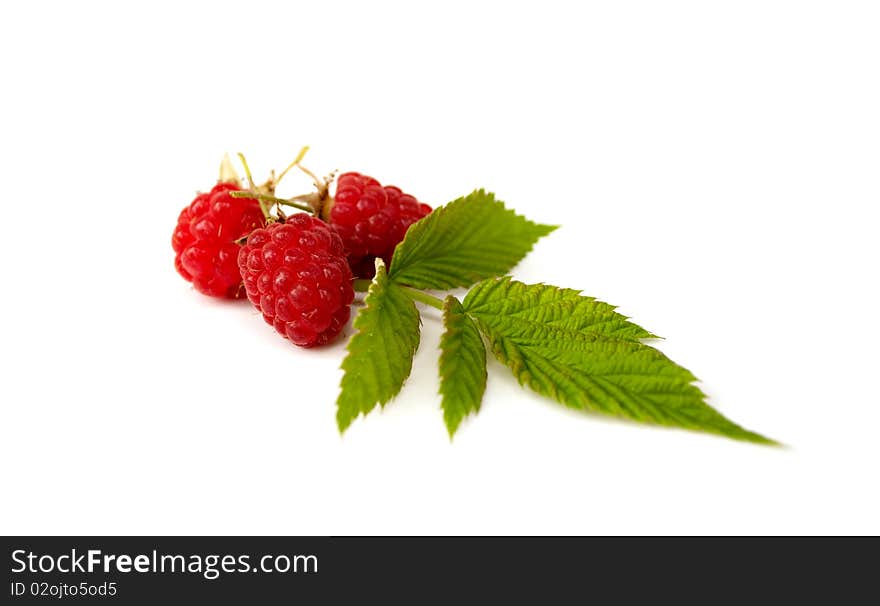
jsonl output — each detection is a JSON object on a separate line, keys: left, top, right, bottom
{"left": 276, "top": 197, "right": 320, "bottom": 213}
{"left": 236, "top": 152, "right": 272, "bottom": 219}
{"left": 401, "top": 286, "right": 444, "bottom": 310}
{"left": 236, "top": 153, "right": 258, "bottom": 190}
{"left": 274, "top": 146, "right": 311, "bottom": 187}
{"left": 229, "top": 191, "right": 314, "bottom": 214}
{"left": 296, "top": 161, "right": 323, "bottom": 189}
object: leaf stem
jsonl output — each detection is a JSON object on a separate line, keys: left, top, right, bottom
{"left": 401, "top": 286, "right": 444, "bottom": 310}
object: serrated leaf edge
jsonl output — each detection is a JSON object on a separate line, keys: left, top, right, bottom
{"left": 439, "top": 296, "right": 488, "bottom": 439}
{"left": 336, "top": 259, "right": 421, "bottom": 433}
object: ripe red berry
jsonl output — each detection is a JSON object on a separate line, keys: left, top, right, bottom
{"left": 323, "top": 172, "right": 432, "bottom": 277}
{"left": 238, "top": 214, "right": 354, "bottom": 347}
{"left": 172, "top": 183, "right": 265, "bottom": 298}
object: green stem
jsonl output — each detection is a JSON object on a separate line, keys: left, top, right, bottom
{"left": 236, "top": 152, "right": 257, "bottom": 190}
{"left": 276, "top": 198, "right": 319, "bottom": 213}
{"left": 353, "top": 279, "right": 443, "bottom": 309}
{"left": 236, "top": 153, "right": 271, "bottom": 219}
{"left": 229, "top": 190, "right": 314, "bottom": 214}
{"left": 402, "top": 286, "right": 444, "bottom": 310}
{"left": 274, "top": 145, "right": 311, "bottom": 187}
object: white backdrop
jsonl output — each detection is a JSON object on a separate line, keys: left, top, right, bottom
{"left": 1, "top": 1, "right": 878, "bottom": 534}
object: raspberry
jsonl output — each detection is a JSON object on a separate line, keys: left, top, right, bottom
{"left": 238, "top": 214, "right": 354, "bottom": 347}
{"left": 323, "top": 172, "right": 432, "bottom": 277}
{"left": 172, "top": 182, "right": 265, "bottom": 298}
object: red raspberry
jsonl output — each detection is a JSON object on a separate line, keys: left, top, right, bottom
{"left": 172, "top": 183, "right": 265, "bottom": 298}
{"left": 323, "top": 172, "right": 432, "bottom": 277}
{"left": 238, "top": 214, "right": 354, "bottom": 347}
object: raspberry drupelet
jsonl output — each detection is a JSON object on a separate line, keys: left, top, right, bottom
{"left": 238, "top": 214, "right": 354, "bottom": 347}
{"left": 322, "top": 172, "right": 432, "bottom": 278}
{"left": 172, "top": 182, "right": 265, "bottom": 298}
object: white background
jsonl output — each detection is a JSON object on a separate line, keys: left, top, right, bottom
{"left": 1, "top": 1, "right": 878, "bottom": 535}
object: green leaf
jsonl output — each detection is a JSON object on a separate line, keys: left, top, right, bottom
{"left": 336, "top": 259, "right": 421, "bottom": 433}
{"left": 439, "top": 296, "right": 488, "bottom": 438}
{"left": 388, "top": 189, "right": 557, "bottom": 289}
{"left": 463, "top": 277, "right": 658, "bottom": 342}
{"left": 464, "top": 278, "right": 775, "bottom": 445}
